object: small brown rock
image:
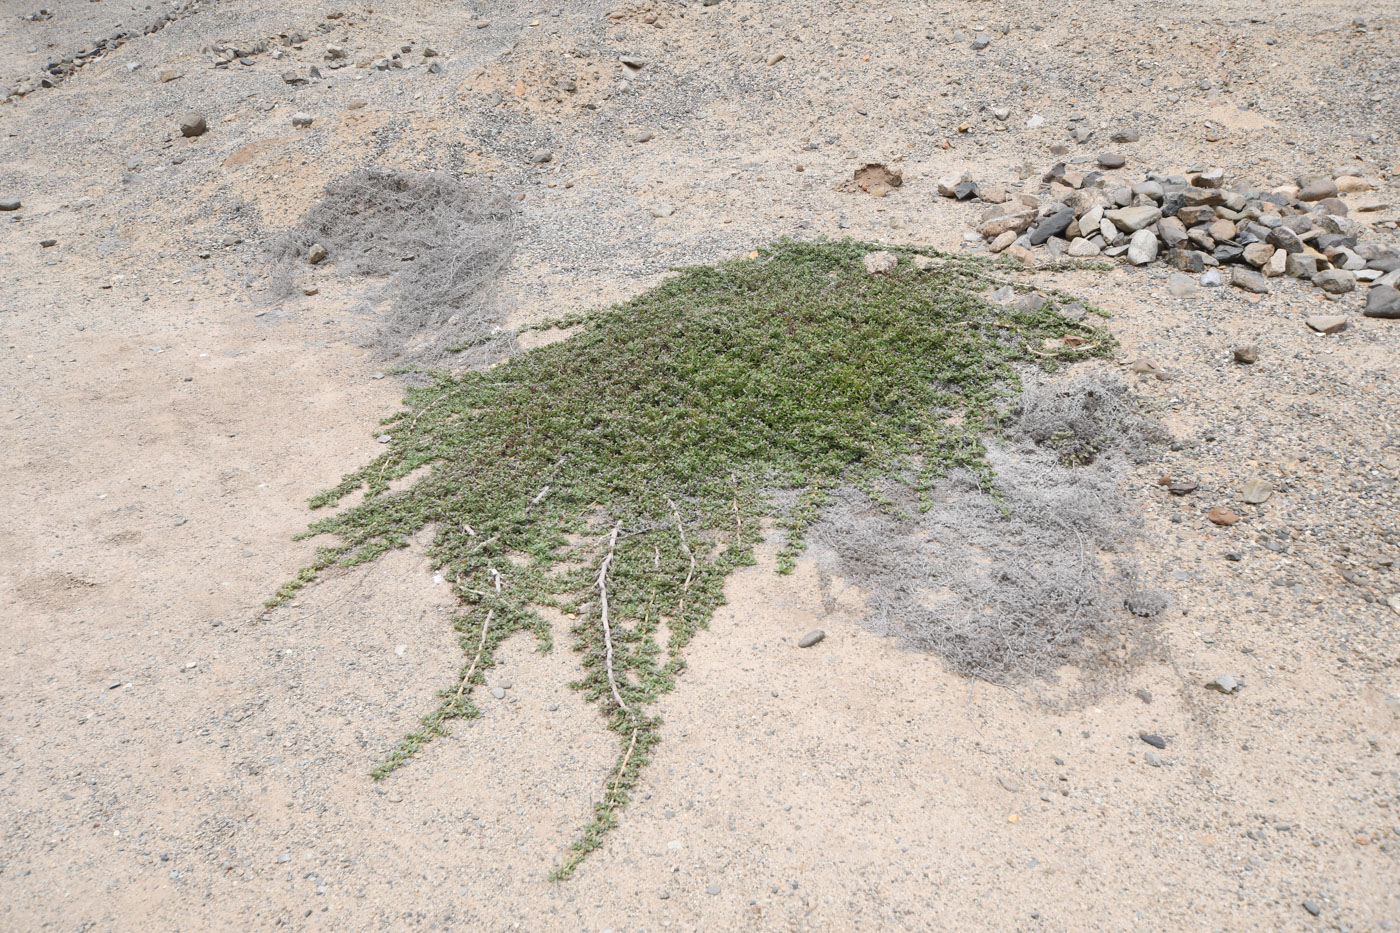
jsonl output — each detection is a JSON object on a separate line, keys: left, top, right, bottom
{"left": 1232, "top": 345, "right": 1258, "bottom": 364}
{"left": 307, "top": 243, "right": 328, "bottom": 264}
{"left": 1207, "top": 507, "right": 1240, "bottom": 526}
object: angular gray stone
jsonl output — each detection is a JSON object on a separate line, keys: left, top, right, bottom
{"left": 1028, "top": 207, "right": 1075, "bottom": 246}
{"left": 1285, "top": 253, "right": 1319, "bottom": 278}
{"left": 1297, "top": 177, "right": 1338, "bottom": 202}
{"left": 1231, "top": 269, "right": 1269, "bottom": 294}
{"left": 178, "top": 112, "right": 207, "bottom": 137}
{"left": 1127, "top": 229, "right": 1158, "bottom": 265}
{"left": 1192, "top": 167, "right": 1225, "bottom": 188}
{"left": 1313, "top": 269, "right": 1355, "bottom": 294}
{"left": 1364, "top": 286, "right": 1400, "bottom": 319}
{"left": 1157, "top": 216, "right": 1187, "bottom": 248}
{"left": 1168, "top": 272, "right": 1200, "bottom": 298}
{"left": 1106, "top": 205, "right": 1162, "bottom": 233}
{"left": 1267, "top": 226, "right": 1304, "bottom": 254}
{"left": 1097, "top": 152, "right": 1125, "bottom": 169}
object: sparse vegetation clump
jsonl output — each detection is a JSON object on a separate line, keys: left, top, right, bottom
{"left": 273, "top": 239, "right": 1110, "bottom": 877}
{"left": 270, "top": 169, "right": 515, "bottom": 364}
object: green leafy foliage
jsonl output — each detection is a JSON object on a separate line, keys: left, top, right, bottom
{"left": 272, "top": 239, "right": 1108, "bottom": 877}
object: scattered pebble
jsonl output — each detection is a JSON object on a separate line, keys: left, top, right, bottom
{"left": 0, "top": 197, "right": 21, "bottom": 212}
{"left": 307, "top": 243, "right": 328, "bottom": 264}
{"left": 797, "top": 630, "right": 825, "bottom": 648}
{"left": 1205, "top": 674, "right": 1243, "bottom": 694}
{"left": 1139, "top": 732, "right": 1167, "bottom": 749}
{"left": 291, "top": 112, "right": 315, "bottom": 127}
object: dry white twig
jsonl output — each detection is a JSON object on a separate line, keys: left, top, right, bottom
{"left": 597, "top": 522, "right": 630, "bottom": 714}
{"left": 455, "top": 609, "right": 494, "bottom": 701}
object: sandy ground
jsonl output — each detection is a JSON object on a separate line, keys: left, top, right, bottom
{"left": 2, "top": 0, "right": 1398, "bottom": 930}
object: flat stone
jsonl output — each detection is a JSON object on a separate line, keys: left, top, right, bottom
{"left": 0, "top": 197, "right": 21, "bottom": 211}
{"left": 490, "top": 686, "right": 506, "bottom": 699}
{"left": 1297, "top": 177, "right": 1338, "bottom": 202}
{"left": 1109, "top": 127, "right": 1140, "bottom": 143}
{"left": 530, "top": 149, "right": 554, "bottom": 163}
{"left": 1306, "top": 315, "right": 1348, "bottom": 334}
{"left": 1144, "top": 751, "right": 1163, "bottom": 767}
{"left": 1207, "top": 506, "right": 1240, "bottom": 526}
{"left": 797, "top": 630, "right": 825, "bottom": 648}
{"left": 977, "top": 207, "right": 1037, "bottom": 239}
{"left": 291, "top": 112, "right": 314, "bottom": 127}
{"left": 1097, "top": 152, "right": 1125, "bottom": 169}
{"left": 1105, "top": 205, "right": 1162, "bottom": 232}
{"left": 1206, "top": 674, "right": 1242, "bottom": 694}
{"left": 1232, "top": 344, "right": 1257, "bottom": 363}
{"left": 1199, "top": 268, "right": 1222, "bottom": 287}
{"left": 1168, "top": 273, "right": 1200, "bottom": 298}
{"left": 1303, "top": 899, "right": 1322, "bottom": 917}
{"left": 1230, "top": 269, "right": 1269, "bottom": 294}
{"left": 1363, "top": 286, "right": 1400, "bottom": 319}
{"left": 1241, "top": 477, "right": 1272, "bottom": 504}
{"left": 1139, "top": 732, "right": 1167, "bottom": 749}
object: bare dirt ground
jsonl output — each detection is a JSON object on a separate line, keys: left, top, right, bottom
{"left": 2, "top": 0, "right": 1398, "bottom": 930}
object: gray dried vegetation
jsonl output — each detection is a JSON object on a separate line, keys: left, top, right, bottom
{"left": 271, "top": 168, "right": 515, "bottom": 364}
{"left": 813, "top": 375, "right": 1168, "bottom": 687}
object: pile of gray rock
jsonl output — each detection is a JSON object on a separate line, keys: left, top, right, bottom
{"left": 4, "top": 0, "right": 202, "bottom": 102}
{"left": 944, "top": 163, "right": 1400, "bottom": 320}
